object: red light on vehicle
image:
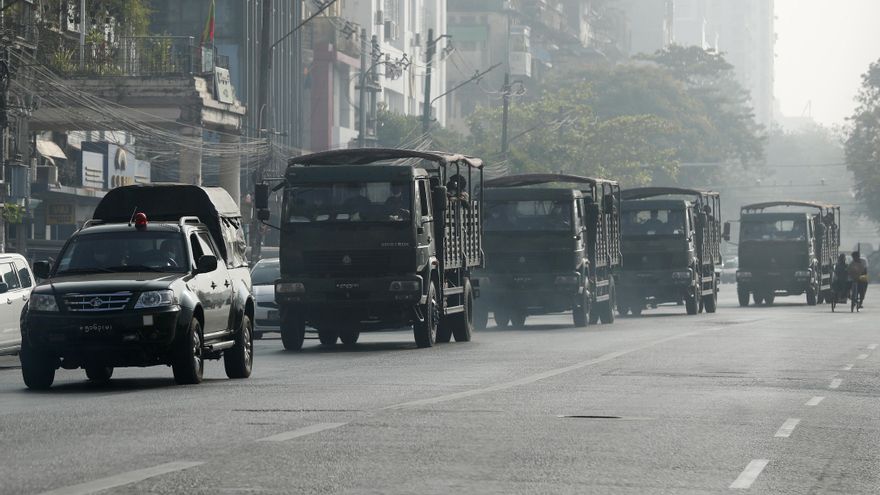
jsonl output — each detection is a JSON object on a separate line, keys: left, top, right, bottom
{"left": 134, "top": 212, "right": 148, "bottom": 230}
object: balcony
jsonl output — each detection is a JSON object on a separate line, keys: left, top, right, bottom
{"left": 305, "top": 17, "right": 360, "bottom": 60}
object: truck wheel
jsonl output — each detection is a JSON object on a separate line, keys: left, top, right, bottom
{"left": 452, "top": 279, "right": 474, "bottom": 342}
{"left": 340, "top": 329, "right": 360, "bottom": 346}
{"left": 494, "top": 308, "right": 511, "bottom": 328}
{"left": 589, "top": 307, "right": 600, "bottom": 325}
{"left": 224, "top": 315, "right": 253, "bottom": 379}
{"left": 631, "top": 306, "right": 643, "bottom": 316}
{"left": 20, "top": 341, "right": 57, "bottom": 390}
{"left": 85, "top": 365, "right": 113, "bottom": 383}
{"left": 510, "top": 311, "right": 526, "bottom": 328}
{"left": 173, "top": 318, "right": 204, "bottom": 385}
{"left": 474, "top": 304, "right": 489, "bottom": 330}
{"left": 280, "top": 312, "right": 306, "bottom": 351}
{"left": 436, "top": 322, "right": 453, "bottom": 343}
{"left": 703, "top": 279, "right": 718, "bottom": 313}
{"left": 573, "top": 291, "right": 589, "bottom": 327}
{"left": 599, "top": 282, "right": 616, "bottom": 324}
{"left": 414, "top": 282, "right": 438, "bottom": 348}
{"left": 685, "top": 290, "right": 699, "bottom": 315}
{"left": 765, "top": 294, "right": 776, "bottom": 306}
{"left": 737, "top": 288, "right": 750, "bottom": 307}
{"left": 318, "top": 328, "right": 338, "bottom": 345}
{"left": 753, "top": 293, "right": 764, "bottom": 306}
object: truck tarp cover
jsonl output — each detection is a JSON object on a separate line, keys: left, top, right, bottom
{"left": 93, "top": 184, "right": 247, "bottom": 267}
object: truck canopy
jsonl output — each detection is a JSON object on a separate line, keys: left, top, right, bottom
{"left": 92, "top": 184, "right": 247, "bottom": 268}
{"left": 288, "top": 148, "right": 483, "bottom": 169}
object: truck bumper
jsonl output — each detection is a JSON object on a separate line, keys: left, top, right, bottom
{"left": 617, "top": 270, "right": 692, "bottom": 303}
{"left": 475, "top": 274, "right": 581, "bottom": 314}
{"left": 736, "top": 270, "right": 811, "bottom": 294}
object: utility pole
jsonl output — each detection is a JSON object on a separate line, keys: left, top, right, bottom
{"left": 422, "top": 28, "right": 435, "bottom": 135}
{"left": 291, "top": 0, "right": 303, "bottom": 150}
{"left": 79, "top": 0, "right": 86, "bottom": 69}
{"left": 357, "top": 27, "right": 368, "bottom": 148}
{"left": 253, "top": 0, "right": 272, "bottom": 259}
{"left": 500, "top": 73, "right": 510, "bottom": 161}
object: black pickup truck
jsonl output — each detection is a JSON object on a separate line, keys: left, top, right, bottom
{"left": 20, "top": 185, "right": 254, "bottom": 389}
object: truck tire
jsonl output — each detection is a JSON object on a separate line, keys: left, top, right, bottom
{"left": 703, "top": 278, "right": 718, "bottom": 313}
{"left": 474, "top": 304, "right": 489, "bottom": 330}
{"left": 452, "top": 279, "right": 474, "bottom": 342}
{"left": 631, "top": 306, "right": 643, "bottom": 316}
{"left": 318, "top": 328, "right": 338, "bottom": 345}
{"left": 589, "top": 308, "right": 600, "bottom": 325}
{"left": 173, "top": 318, "right": 204, "bottom": 385}
{"left": 224, "top": 315, "right": 253, "bottom": 379}
{"left": 599, "top": 281, "right": 616, "bottom": 324}
{"left": 340, "top": 329, "right": 360, "bottom": 346}
{"left": 494, "top": 308, "right": 511, "bottom": 328}
{"left": 510, "top": 311, "right": 526, "bottom": 328}
{"left": 20, "top": 341, "right": 57, "bottom": 390}
{"left": 414, "top": 282, "right": 438, "bottom": 348}
{"left": 573, "top": 290, "right": 589, "bottom": 327}
{"left": 281, "top": 312, "right": 306, "bottom": 351}
{"left": 436, "top": 322, "right": 453, "bottom": 343}
{"left": 737, "top": 288, "right": 750, "bottom": 307}
{"left": 753, "top": 293, "right": 764, "bottom": 306}
{"left": 85, "top": 365, "right": 113, "bottom": 383}
{"left": 765, "top": 293, "right": 775, "bottom": 305}
{"left": 686, "top": 289, "right": 699, "bottom": 315}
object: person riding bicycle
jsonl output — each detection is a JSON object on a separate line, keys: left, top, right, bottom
{"left": 833, "top": 253, "right": 849, "bottom": 303}
{"left": 847, "top": 251, "right": 868, "bottom": 309}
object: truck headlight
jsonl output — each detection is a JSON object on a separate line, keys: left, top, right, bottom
{"left": 135, "top": 290, "right": 176, "bottom": 309}
{"left": 736, "top": 271, "right": 752, "bottom": 280}
{"left": 276, "top": 282, "right": 305, "bottom": 294}
{"left": 554, "top": 275, "right": 579, "bottom": 285}
{"left": 794, "top": 270, "right": 811, "bottom": 278}
{"left": 29, "top": 294, "right": 59, "bottom": 312}
{"left": 672, "top": 271, "right": 692, "bottom": 280}
{"left": 389, "top": 280, "right": 421, "bottom": 292}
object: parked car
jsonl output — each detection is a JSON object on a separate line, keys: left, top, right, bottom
{"left": 0, "top": 253, "right": 35, "bottom": 356}
{"left": 721, "top": 256, "right": 739, "bottom": 284}
{"left": 251, "top": 258, "right": 280, "bottom": 338}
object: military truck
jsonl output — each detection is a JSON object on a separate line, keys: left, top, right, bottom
{"left": 734, "top": 201, "right": 840, "bottom": 306}
{"left": 259, "top": 149, "right": 483, "bottom": 349}
{"left": 476, "top": 174, "right": 621, "bottom": 327}
{"left": 21, "top": 185, "right": 254, "bottom": 389}
{"left": 617, "top": 188, "right": 724, "bottom": 316}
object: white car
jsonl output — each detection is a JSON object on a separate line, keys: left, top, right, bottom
{"left": 251, "top": 258, "right": 280, "bottom": 338}
{"left": 0, "top": 253, "right": 36, "bottom": 355}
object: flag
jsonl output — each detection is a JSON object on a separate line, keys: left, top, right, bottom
{"left": 201, "top": 0, "right": 216, "bottom": 45}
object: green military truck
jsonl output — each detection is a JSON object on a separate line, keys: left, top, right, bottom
{"left": 258, "top": 149, "right": 483, "bottom": 349}
{"left": 734, "top": 201, "right": 840, "bottom": 306}
{"left": 617, "top": 188, "right": 724, "bottom": 316}
{"left": 475, "top": 174, "right": 621, "bottom": 327}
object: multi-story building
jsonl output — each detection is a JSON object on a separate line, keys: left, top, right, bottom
{"left": 617, "top": 0, "right": 675, "bottom": 56}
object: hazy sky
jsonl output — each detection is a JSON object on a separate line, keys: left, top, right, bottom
{"left": 775, "top": 0, "right": 880, "bottom": 126}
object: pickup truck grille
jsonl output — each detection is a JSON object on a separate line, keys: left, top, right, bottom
{"left": 64, "top": 292, "right": 132, "bottom": 312}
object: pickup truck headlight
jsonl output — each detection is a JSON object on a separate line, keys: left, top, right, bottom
{"left": 29, "top": 294, "right": 59, "bottom": 312}
{"left": 389, "top": 280, "right": 421, "bottom": 292}
{"left": 672, "top": 271, "right": 692, "bottom": 280}
{"left": 135, "top": 290, "right": 176, "bottom": 309}
{"left": 794, "top": 270, "right": 811, "bottom": 278}
{"left": 736, "top": 271, "right": 752, "bottom": 280}
{"left": 276, "top": 282, "right": 305, "bottom": 294}
{"left": 554, "top": 275, "right": 579, "bottom": 285}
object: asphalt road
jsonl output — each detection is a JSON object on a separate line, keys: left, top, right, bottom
{"left": 1, "top": 287, "right": 878, "bottom": 494}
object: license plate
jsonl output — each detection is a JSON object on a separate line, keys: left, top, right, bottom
{"left": 80, "top": 323, "right": 113, "bottom": 335}
{"left": 267, "top": 310, "right": 279, "bottom": 320}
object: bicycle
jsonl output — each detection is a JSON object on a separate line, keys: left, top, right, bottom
{"left": 851, "top": 280, "right": 862, "bottom": 313}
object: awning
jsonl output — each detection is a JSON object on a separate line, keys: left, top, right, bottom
{"left": 36, "top": 140, "right": 68, "bottom": 161}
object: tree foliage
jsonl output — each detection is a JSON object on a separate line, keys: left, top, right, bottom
{"left": 845, "top": 58, "right": 880, "bottom": 223}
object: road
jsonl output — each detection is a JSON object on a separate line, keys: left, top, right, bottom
{"left": 0, "top": 288, "right": 878, "bottom": 494}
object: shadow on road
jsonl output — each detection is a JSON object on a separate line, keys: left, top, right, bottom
{"left": 5, "top": 376, "right": 211, "bottom": 395}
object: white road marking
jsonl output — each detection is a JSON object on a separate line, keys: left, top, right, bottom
{"left": 730, "top": 459, "right": 770, "bottom": 489}
{"left": 805, "top": 396, "right": 824, "bottom": 406}
{"left": 841, "top": 364, "right": 854, "bottom": 371}
{"left": 383, "top": 329, "right": 712, "bottom": 410}
{"left": 829, "top": 378, "right": 843, "bottom": 389}
{"left": 868, "top": 344, "right": 878, "bottom": 350}
{"left": 256, "top": 422, "right": 347, "bottom": 442}
{"left": 857, "top": 354, "right": 869, "bottom": 360}
{"left": 774, "top": 418, "right": 801, "bottom": 438}
{"left": 38, "top": 461, "right": 203, "bottom": 495}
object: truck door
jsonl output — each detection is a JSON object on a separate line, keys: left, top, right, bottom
{"left": 416, "top": 180, "right": 435, "bottom": 269}
{"left": 190, "top": 232, "right": 234, "bottom": 332}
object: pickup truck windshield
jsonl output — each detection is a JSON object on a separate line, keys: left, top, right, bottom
{"left": 741, "top": 219, "right": 807, "bottom": 241}
{"left": 284, "top": 182, "right": 412, "bottom": 223}
{"left": 485, "top": 200, "right": 572, "bottom": 232}
{"left": 622, "top": 208, "right": 686, "bottom": 236}
{"left": 55, "top": 232, "right": 188, "bottom": 275}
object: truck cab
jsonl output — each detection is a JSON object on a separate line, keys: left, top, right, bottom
{"left": 20, "top": 185, "right": 254, "bottom": 389}
{"left": 263, "top": 149, "right": 483, "bottom": 350}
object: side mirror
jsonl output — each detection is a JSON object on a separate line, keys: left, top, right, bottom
{"left": 723, "top": 222, "right": 731, "bottom": 241}
{"left": 433, "top": 186, "right": 448, "bottom": 213}
{"left": 33, "top": 261, "right": 50, "bottom": 279}
{"left": 254, "top": 183, "right": 269, "bottom": 210}
{"left": 196, "top": 254, "right": 218, "bottom": 274}
{"left": 0, "top": 282, "right": 9, "bottom": 294}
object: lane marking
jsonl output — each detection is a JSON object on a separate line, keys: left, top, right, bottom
{"left": 841, "top": 364, "right": 854, "bottom": 371}
{"left": 805, "top": 396, "right": 824, "bottom": 406}
{"left": 829, "top": 378, "right": 842, "bottom": 389}
{"left": 774, "top": 418, "right": 801, "bottom": 438}
{"left": 256, "top": 422, "right": 347, "bottom": 442}
{"left": 868, "top": 344, "right": 878, "bottom": 350}
{"left": 384, "top": 329, "right": 711, "bottom": 410}
{"left": 38, "top": 461, "right": 203, "bottom": 495}
{"left": 730, "top": 459, "right": 769, "bottom": 490}
{"left": 857, "top": 354, "right": 869, "bottom": 360}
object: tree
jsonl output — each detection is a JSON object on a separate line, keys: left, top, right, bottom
{"left": 845, "top": 58, "right": 880, "bottom": 224}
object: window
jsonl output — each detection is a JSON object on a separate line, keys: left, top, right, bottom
{"left": 56, "top": 232, "right": 188, "bottom": 274}
{"left": 418, "top": 180, "right": 431, "bottom": 218}
{"left": 0, "top": 263, "right": 21, "bottom": 290}
{"left": 284, "top": 182, "right": 412, "bottom": 223}
{"left": 197, "top": 232, "right": 218, "bottom": 258}
{"left": 485, "top": 200, "right": 573, "bottom": 232}
{"left": 14, "top": 261, "right": 32, "bottom": 288}
{"left": 190, "top": 233, "right": 205, "bottom": 261}
{"left": 622, "top": 208, "right": 687, "bottom": 236}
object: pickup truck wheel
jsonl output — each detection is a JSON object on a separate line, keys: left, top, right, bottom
{"left": 452, "top": 279, "right": 474, "bottom": 342}
{"left": 173, "top": 318, "right": 204, "bottom": 385}
{"left": 20, "top": 341, "right": 57, "bottom": 390}
{"left": 573, "top": 290, "right": 589, "bottom": 327}
{"left": 414, "top": 282, "right": 438, "bottom": 348}
{"left": 85, "top": 365, "right": 113, "bottom": 383}
{"left": 737, "top": 288, "right": 750, "bottom": 307}
{"left": 340, "top": 329, "right": 360, "bottom": 346}
{"left": 318, "top": 328, "right": 338, "bottom": 345}
{"left": 280, "top": 312, "right": 306, "bottom": 351}
{"left": 224, "top": 315, "right": 253, "bottom": 379}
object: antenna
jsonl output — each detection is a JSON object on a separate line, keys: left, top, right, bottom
{"left": 128, "top": 206, "right": 138, "bottom": 226}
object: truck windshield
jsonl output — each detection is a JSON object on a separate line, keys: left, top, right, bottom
{"left": 55, "top": 232, "right": 188, "bottom": 275}
{"left": 284, "top": 182, "right": 411, "bottom": 223}
{"left": 741, "top": 219, "right": 807, "bottom": 241}
{"left": 485, "top": 200, "right": 572, "bottom": 231}
{"left": 622, "top": 208, "right": 686, "bottom": 236}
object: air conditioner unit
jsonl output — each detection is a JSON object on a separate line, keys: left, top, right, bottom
{"left": 384, "top": 20, "right": 398, "bottom": 41}
{"left": 375, "top": 10, "right": 384, "bottom": 25}
{"left": 413, "top": 32, "right": 422, "bottom": 47}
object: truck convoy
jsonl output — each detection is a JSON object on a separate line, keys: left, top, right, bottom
{"left": 20, "top": 185, "right": 254, "bottom": 389}
{"left": 262, "top": 149, "right": 483, "bottom": 350}
{"left": 735, "top": 201, "right": 840, "bottom": 306}
{"left": 476, "top": 174, "right": 621, "bottom": 327}
{"left": 617, "top": 188, "right": 724, "bottom": 316}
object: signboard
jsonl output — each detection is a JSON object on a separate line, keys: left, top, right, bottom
{"left": 47, "top": 203, "right": 75, "bottom": 225}
{"left": 214, "top": 67, "right": 234, "bottom": 104}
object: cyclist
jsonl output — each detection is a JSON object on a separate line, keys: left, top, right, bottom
{"left": 847, "top": 251, "right": 868, "bottom": 309}
{"left": 833, "top": 253, "right": 848, "bottom": 303}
